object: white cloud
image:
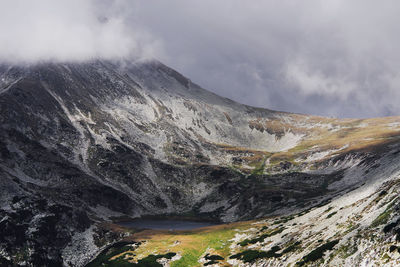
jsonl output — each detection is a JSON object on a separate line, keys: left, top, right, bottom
{"left": 285, "top": 59, "right": 356, "bottom": 99}
{"left": 0, "top": 0, "right": 159, "bottom": 63}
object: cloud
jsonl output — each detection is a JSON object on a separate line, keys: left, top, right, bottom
{"left": 127, "top": 0, "right": 400, "bottom": 118}
{"left": 2, "top": 0, "right": 400, "bottom": 117}
{"left": 285, "top": 59, "right": 356, "bottom": 99}
{"left": 0, "top": 0, "right": 159, "bottom": 63}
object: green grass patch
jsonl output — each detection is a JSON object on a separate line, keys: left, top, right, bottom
{"left": 204, "top": 254, "right": 224, "bottom": 261}
{"left": 170, "top": 249, "right": 200, "bottom": 267}
{"left": 86, "top": 242, "right": 136, "bottom": 267}
{"left": 324, "top": 207, "right": 333, "bottom": 213}
{"left": 326, "top": 211, "right": 337, "bottom": 219}
{"left": 204, "top": 254, "right": 224, "bottom": 266}
{"left": 170, "top": 227, "right": 238, "bottom": 267}
{"left": 86, "top": 242, "right": 177, "bottom": 267}
{"left": 282, "top": 241, "right": 301, "bottom": 254}
{"left": 273, "top": 215, "right": 295, "bottom": 225}
{"left": 134, "top": 253, "right": 176, "bottom": 267}
{"left": 239, "top": 227, "right": 285, "bottom": 246}
{"left": 296, "top": 240, "right": 339, "bottom": 266}
{"left": 336, "top": 243, "right": 358, "bottom": 259}
{"left": 229, "top": 248, "right": 281, "bottom": 263}
{"left": 371, "top": 206, "right": 393, "bottom": 227}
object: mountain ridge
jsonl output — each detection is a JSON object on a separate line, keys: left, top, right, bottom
{"left": 1, "top": 59, "right": 400, "bottom": 266}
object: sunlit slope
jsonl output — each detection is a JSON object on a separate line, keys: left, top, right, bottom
{"left": 89, "top": 112, "right": 400, "bottom": 267}
{"left": 225, "top": 115, "right": 400, "bottom": 174}
{"left": 2, "top": 60, "right": 400, "bottom": 266}
{"left": 93, "top": 169, "right": 400, "bottom": 266}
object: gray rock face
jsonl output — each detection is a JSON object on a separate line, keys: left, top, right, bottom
{"left": 0, "top": 60, "right": 395, "bottom": 266}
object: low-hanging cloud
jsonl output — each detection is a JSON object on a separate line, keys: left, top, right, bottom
{"left": 126, "top": 0, "right": 400, "bottom": 118}
{"left": 2, "top": 0, "right": 400, "bottom": 118}
{"left": 0, "top": 0, "right": 159, "bottom": 63}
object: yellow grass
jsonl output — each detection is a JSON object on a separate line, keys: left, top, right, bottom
{"left": 110, "top": 221, "right": 256, "bottom": 266}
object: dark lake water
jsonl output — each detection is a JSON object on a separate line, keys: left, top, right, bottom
{"left": 117, "top": 219, "right": 218, "bottom": 230}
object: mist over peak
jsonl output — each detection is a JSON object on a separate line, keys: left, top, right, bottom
{"left": 0, "top": 0, "right": 158, "bottom": 63}
{"left": 2, "top": 0, "right": 400, "bottom": 117}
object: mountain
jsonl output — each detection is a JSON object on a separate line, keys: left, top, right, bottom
{"left": 1, "top": 60, "right": 400, "bottom": 266}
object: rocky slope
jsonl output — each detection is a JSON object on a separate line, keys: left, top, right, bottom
{"left": 1, "top": 59, "right": 400, "bottom": 266}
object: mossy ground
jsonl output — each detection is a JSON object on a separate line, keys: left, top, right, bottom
{"left": 92, "top": 221, "right": 253, "bottom": 267}
{"left": 218, "top": 115, "right": 400, "bottom": 173}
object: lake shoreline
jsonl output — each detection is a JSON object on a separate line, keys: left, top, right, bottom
{"left": 111, "top": 214, "right": 222, "bottom": 224}
{"left": 115, "top": 218, "right": 220, "bottom": 231}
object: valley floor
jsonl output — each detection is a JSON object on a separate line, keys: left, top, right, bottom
{"left": 87, "top": 170, "right": 400, "bottom": 267}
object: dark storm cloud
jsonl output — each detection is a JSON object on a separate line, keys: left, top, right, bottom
{"left": 1, "top": 0, "right": 400, "bottom": 117}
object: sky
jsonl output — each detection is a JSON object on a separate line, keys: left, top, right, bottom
{"left": 1, "top": 0, "right": 400, "bottom": 118}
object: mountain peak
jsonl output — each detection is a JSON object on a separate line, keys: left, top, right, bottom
{"left": 2, "top": 59, "right": 400, "bottom": 266}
